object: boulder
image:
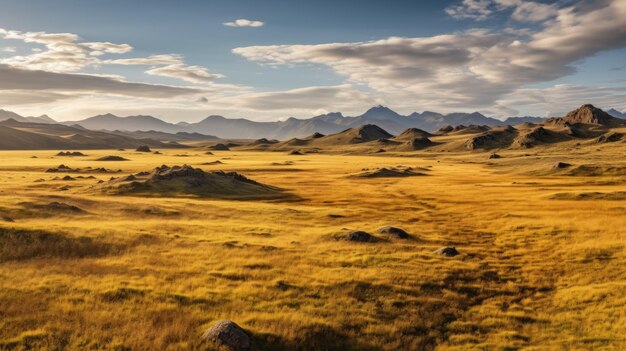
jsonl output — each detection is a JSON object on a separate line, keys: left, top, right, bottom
{"left": 201, "top": 320, "right": 250, "bottom": 351}
{"left": 434, "top": 246, "right": 459, "bottom": 257}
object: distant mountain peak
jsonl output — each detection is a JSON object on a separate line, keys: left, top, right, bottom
{"left": 360, "top": 105, "right": 401, "bottom": 119}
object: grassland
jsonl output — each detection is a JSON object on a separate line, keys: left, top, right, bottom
{"left": 0, "top": 145, "right": 625, "bottom": 350}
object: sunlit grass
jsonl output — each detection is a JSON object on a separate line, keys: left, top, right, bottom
{"left": 0, "top": 147, "right": 624, "bottom": 350}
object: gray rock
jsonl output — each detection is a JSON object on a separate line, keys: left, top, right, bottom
{"left": 201, "top": 320, "right": 250, "bottom": 351}
{"left": 434, "top": 246, "right": 459, "bottom": 257}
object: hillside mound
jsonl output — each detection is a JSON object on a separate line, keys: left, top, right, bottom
{"left": 97, "top": 164, "right": 285, "bottom": 199}
{"left": 394, "top": 128, "right": 432, "bottom": 141}
{"left": 465, "top": 126, "right": 516, "bottom": 150}
{"left": 248, "top": 138, "right": 279, "bottom": 146}
{"left": 351, "top": 166, "right": 426, "bottom": 178}
{"left": 208, "top": 143, "right": 230, "bottom": 151}
{"left": 449, "top": 125, "right": 491, "bottom": 135}
{"left": 549, "top": 104, "right": 623, "bottom": 127}
{"left": 135, "top": 145, "right": 151, "bottom": 152}
{"left": 56, "top": 151, "right": 86, "bottom": 156}
{"left": 318, "top": 124, "right": 393, "bottom": 145}
{"left": 512, "top": 126, "right": 570, "bottom": 148}
{"left": 398, "top": 137, "right": 434, "bottom": 151}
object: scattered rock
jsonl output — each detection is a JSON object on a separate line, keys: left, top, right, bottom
{"left": 377, "top": 226, "right": 409, "bottom": 239}
{"left": 553, "top": 162, "right": 571, "bottom": 169}
{"left": 136, "top": 145, "right": 152, "bottom": 152}
{"left": 201, "top": 320, "right": 251, "bottom": 351}
{"left": 434, "top": 246, "right": 459, "bottom": 257}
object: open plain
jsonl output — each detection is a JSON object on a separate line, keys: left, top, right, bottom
{"left": 1, "top": 138, "right": 625, "bottom": 350}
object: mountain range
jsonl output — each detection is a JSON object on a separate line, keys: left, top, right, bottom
{"left": 1, "top": 105, "right": 625, "bottom": 140}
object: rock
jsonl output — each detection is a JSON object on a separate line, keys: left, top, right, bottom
{"left": 347, "top": 230, "right": 374, "bottom": 242}
{"left": 377, "top": 226, "right": 409, "bottom": 239}
{"left": 289, "top": 150, "right": 303, "bottom": 155}
{"left": 553, "top": 162, "right": 571, "bottom": 169}
{"left": 488, "top": 153, "right": 501, "bottom": 159}
{"left": 434, "top": 246, "right": 459, "bottom": 257}
{"left": 201, "top": 320, "right": 250, "bottom": 351}
{"left": 136, "top": 145, "right": 151, "bottom": 152}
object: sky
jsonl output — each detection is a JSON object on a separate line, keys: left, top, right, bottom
{"left": 0, "top": 0, "right": 625, "bottom": 122}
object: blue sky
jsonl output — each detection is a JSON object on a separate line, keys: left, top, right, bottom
{"left": 0, "top": 0, "right": 625, "bottom": 121}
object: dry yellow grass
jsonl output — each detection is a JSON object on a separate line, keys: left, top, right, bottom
{"left": 0, "top": 145, "right": 625, "bottom": 350}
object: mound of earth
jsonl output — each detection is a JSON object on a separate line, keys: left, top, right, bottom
{"left": 549, "top": 104, "right": 623, "bottom": 127}
{"left": 135, "top": 145, "right": 151, "bottom": 152}
{"left": 46, "top": 164, "right": 78, "bottom": 173}
{"left": 465, "top": 126, "right": 516, "bottom": 150}
{"left": 209, "top": 143, "right": 230, "bottom": 151}
{"left": 351, "top": 166, "right": 425, "bottom": 178}
{"left": 318, "top": 124, "right": 393, "bottom": 145}
{"left": 96, "top": 155, "right": 129, "bottom": 161}
{"left": 450, "top": 125, "right": 491, "bottom": 135}
{"left": 489, "top": 153, "right": 501, "bottom": 159}
{"left": 308, "top": 132, "right": 325, "bottom": 139}
{"left": 436, "top": 125, "right": 454, "bottom": 134}
{"left": 98, "top": 164, "right": 285, "bottom": 199}
{"left": 249, "top": 138, "right": 279, "bottom": 146}
{"left": 201, "top": 320, "right": 250, "bottom": 351}
{"left": 289, "top": 150, "right": 303, "bottom": 155}
{"left": 399, "top": 137, "right": 434, "bottom": 151}
{"left": 394, "top": 128, "right": 432, "bottom": 141}
{"left": 56, "top": 151, "right": 86, "bottom": 156}
{"left": 377, "top": 226, "right": 410, "bottom": 239}
{"left": 512, "top": 126, "right": 570, "bottom": 148}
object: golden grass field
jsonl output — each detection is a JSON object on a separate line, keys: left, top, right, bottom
{"left": 0, "top": 145, "right": 625, "bottom": 350}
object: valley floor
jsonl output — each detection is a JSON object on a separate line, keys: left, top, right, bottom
{"left": 0, "top": 146, "right": 624, "bottom": 350}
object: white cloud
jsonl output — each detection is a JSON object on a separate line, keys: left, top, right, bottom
{"left": 224, "top": 19, "right": 265, "bottom": 27}
{"left": 146, "top": 64, "right": 224, "bottom": 83}
{"left": 0, "top": 28, "right": 225, "bottom": 85}
{"left": 1, "top": 46, "right": 16, "bottom": 53}
{"left": 445, "top": 0, "right": 557, "bottom": 22}
{"left": 234, "top": 0, "right": 626, "bottom": 113}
